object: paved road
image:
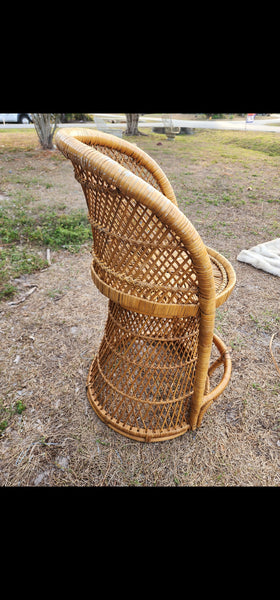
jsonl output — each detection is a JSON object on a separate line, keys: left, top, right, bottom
{"left": 93, "top": 113, "right": 280, "bottom": 133}
{"left": 2, "top": 114, "right": 280, "bottom": 133}
{"left": 169, "top": 118, "right": 280, "bottom": 133}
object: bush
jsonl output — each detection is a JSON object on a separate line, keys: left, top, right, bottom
{"left": 60, "top": 114, "right": 93, "bottom": 123}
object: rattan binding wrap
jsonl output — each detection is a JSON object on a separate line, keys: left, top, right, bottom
{"left": 55, "top": 128, "right": 236, "bottom": 441}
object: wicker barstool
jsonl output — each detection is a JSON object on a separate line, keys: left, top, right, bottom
{"left": 55, "top": 128, "right": 236, "bottom": 442}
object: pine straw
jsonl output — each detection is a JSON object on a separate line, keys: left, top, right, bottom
{"left": 1, "top": 248, "right": 280, "bottom": 487}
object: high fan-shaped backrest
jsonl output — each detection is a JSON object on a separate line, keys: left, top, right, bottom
{"left": 55, "top": 128, "right": 217, "bottom": 427}
{"left": 55, "top": 128, "right": 215, "bottom": 317}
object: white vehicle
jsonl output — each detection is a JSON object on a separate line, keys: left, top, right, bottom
{"left": 0, "top": 113, "right": 32, "bottom": 124}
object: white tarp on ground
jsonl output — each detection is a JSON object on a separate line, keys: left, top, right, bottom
{"left": 237, "top": 238, "right": 280, "bottom": 277}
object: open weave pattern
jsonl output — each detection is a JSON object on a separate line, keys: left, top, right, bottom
{"left": 64, "top": 129, "right": 177, "bottom": 204}
{"left": 87, "top": 301, "right": 199, "bottom": 441}
{"left": 74, "top": 163, "right": 199, "bottom": 307}
{"left": 86, "top": 143, "right": 164, "bottom": 193}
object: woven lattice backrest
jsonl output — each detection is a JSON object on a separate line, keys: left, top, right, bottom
{"left": 55, "top": 128, "right": 216, "bottom": 318}
{"left": 61, "top": 128, "right": 177, "bottom": 204}
{"left": 75, "top": 160, "right": 199, "bottom": 310}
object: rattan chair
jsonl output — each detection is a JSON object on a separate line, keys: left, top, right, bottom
{"left": 55, "top": 128, "right": 236, "bottom": 442}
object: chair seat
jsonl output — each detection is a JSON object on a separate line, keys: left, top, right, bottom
{"left": 90, "top": 245, "right": 235, "bottom": 318}
{"left": 207, "top": 246, "right": 236, "bottom": 308}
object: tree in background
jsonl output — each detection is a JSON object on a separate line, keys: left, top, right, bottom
{"left": 31, "top": 114, "right": 60, "bottom": 149}
{"left": 125, "top": 113, "right": 140, "bottom": 135}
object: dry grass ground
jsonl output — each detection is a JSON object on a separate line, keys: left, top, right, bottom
{"left": 0, "top": 127, "right": 280, "bottom": 486}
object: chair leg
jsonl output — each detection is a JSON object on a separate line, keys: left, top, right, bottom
{"left": 196, "top": 334, "right": 232, "bottom": 428}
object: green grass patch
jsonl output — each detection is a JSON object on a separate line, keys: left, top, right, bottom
{"left": 224, "top": 133, "right": 280, "bottom": 157}
{"left": 249, "top": 310, "right": 280, "bottom": 333}
{"left": 0, "top": 398, "right": 27, "bottom": 435}
{"left": 0, "top": 196, "right": 92, "bottom": 300}
{"left": 27, "top": 210, "right": 92, "bottom": 250}
{"left": 0, "top": 245, "right": 49, "bottom": 299}
{"left": 0, "top": 203, "right": 91, "bottom": 251}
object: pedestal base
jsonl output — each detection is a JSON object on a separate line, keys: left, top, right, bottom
{"left": 86, "top": 301, "right": 231, "bottom": 441}
{"left": 86, "top": 300, "right": 200, "bottom": 441}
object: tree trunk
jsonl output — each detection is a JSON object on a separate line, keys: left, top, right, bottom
{"left": 125, "top": 113, "right": 140, "bottom": 135}
{"left": 31, "top": 114, "right": 60, "bottom": 149}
